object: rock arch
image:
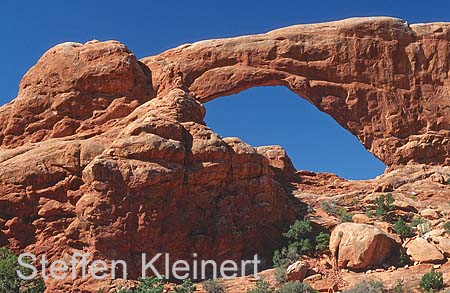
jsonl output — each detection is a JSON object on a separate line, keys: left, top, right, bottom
{"left": 141, "top": 17, "right": 450, "bottom": 168}
{"left": 0, "top": 16, "right": 449, "bottom": 291}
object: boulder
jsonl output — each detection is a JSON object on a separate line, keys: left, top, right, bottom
{"left": 304, "top": 273, "right": 322, "bottom": 282}
{"left": 420, "top": 209, "right": 439, "bottom": 220}
{"left": 372, "top": 221, "right": 402, "bottom": 244}
{"left": 432, "top": 236, "right": 450, "bottom": 257}
{"left": 352, "top": 214, "right": 372, "bottom": 224}
{"left": 286, "top": 260, "right": 309, "bottom": 282}
{"left": 406, "top": 237, "right": 444, "bottom": 263}
{"left": 329, "top": 223, "right": 397, "bottom": 270}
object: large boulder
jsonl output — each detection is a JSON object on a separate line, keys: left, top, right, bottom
{"left": 406, "top": 237, "right": 445, "bottom": 263}
{"left": 329, "top": 223, "right": 397, "bottom": 270}
{"left": 433, "top": 236, "right": 450, "bottom": 258}
{"left": 286, "top": 260, "right": 310, "bottom": 282}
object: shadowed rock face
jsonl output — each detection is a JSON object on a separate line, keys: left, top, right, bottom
{"left": 0, "top": 17, "right": 449, "bottom": 291}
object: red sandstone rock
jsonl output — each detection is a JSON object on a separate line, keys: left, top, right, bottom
{"left": 406, "top": 237, "right": 445, "bottom": 263}
{"left": 330, "top": 223, "right": 397, "bottom": 270}
{"left": 286, "top": 260, "right": 309, "bottom": 282}
{"left": 141, "top": 17, "right": 450, "bottom": 168}
{"left": 0, "top": 17, "right": 449, "bottom": 292}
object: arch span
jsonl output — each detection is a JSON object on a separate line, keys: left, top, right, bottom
{"left": 142, "top": 17, "right": 450, "bottom": 168}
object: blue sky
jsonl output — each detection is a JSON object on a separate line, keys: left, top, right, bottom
{"left": 1, "top": 0, "right": 449, "bottom": 179}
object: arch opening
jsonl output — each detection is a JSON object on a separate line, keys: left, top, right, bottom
{"left": 204, "top": 86, "right": 386, "bottom": 180}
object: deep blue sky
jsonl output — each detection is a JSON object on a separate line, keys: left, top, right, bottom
{"left": 1, "top": 1, "right": 449, "bottom": 179}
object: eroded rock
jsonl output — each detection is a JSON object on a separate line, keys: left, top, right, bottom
{"left": 406, "top": 237, "right": 445, "bottom": 263}
{"left": 0, "top": 17, "right": 450, "bottom": 292}
{"left": 330, "top": 223, "right": 397, "bottom": 270}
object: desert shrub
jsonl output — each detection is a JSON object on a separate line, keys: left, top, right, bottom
{"left": 343, "top": 280, "right": 384, "bottom": 293}
{"left": 203, "top": 279, "right": 225, "bottom": 293}
{"left": 273, "top": 244, "right": 300, "bottom": 267}
{"left": 364, "top": 207, "right": 374, "bottom": 218}
{"left": 321, "top": 200, "right": 354, "bottom": 222}
{"left": 274, "top": 266, "right": 287, "bottom": 284}
{"left": 321, "top": 200, "right": 340, "bottom": 215}
{"left": 444, "top": 177, "right": 450, "bottom": 185}
{"left": 282, "top": 220, "right": 313, "bottom": 254}
{"left": 393, "top": 279, "right": 409, "bottom": 293}
{"left": 417, "top": 222, "right": 432, "bottom": 236}
{"left": 247, "top": 280, "right": 274, "bottom": 293}
{"left": 283, "top": 220, "right": 312, "bottom": 243}
{"left": 411, "top": 217, "right": 426, "bottom": 228}
{"left": 278, "top": 281, "right": 316, "bottom": 293}
{"left": 133, "top": 277, "right": 166, "bottom": 293}
{"left": 419, "top": 269, "right": 444, "bottom": 292}
{"left": 272, "top": 249, "right": 284, "bottom": 267}
{"left": 398, "top": 249, "right": 411, "bottom": 266}
{"left": 339, "top": 209, "right": 353, "bottom": 223}
{"left": 0, "top": 247, "right": 46, "bottom": 293}
{"left": 314, "top": 232, "right": 330, "bottom": 251}
{"left": 443, "top": 222, "right": 450, "bottom": 234}
{"left": 288, "top": 239, "right": 312, "bottom": 255}
{"left": 374, "top": 193, "right": 395, "bottom": 217}
{"left": 274, "top": 220, "right": 331, "bottom": 268}
{"left": 393, "top": 218, "right": 414, "bottom": 238}
{"left": 173, "top": 279, "right": 196, "bottom": 293}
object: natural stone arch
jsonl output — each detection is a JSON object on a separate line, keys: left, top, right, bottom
{"left": 203, "top": 85, "right": 387, "bottom": 179}
{"left": 0, "top": 17, "right": 449, "bottom": 292}
{"left": 141, "top": 17, "right": 450, "bottom": 168}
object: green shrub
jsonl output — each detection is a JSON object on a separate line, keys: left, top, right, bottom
{"left": 364, "top": 207, "right": 374, "bottom": 218}
{"left": 203, "top": 279, "right": 225, "bottom": 293}
{"left": 374, "top": 193, "right": 395, "bottom": 217}
{"left": 283, "top": 220, "right": 312, "bottom": 243}
{"left": 278, "top": 281, "right": 316, "bottom": 293}
{"left": 247, "top": 280, "right": 274, "bottom": 293}
{"left": 417, "top": 222, "right": 432, "bottom": 236}
{"left": 0, "top": 247, "right": 46, "bottom": 293}
{"left": 321, "top": 200, "right": 340, "bottom": 215}
{"left": 393, "top": 218, "right": 414, "bottom": 238}
{"left": 411, "top": 218, "right": 426, "bottom": 228}
{"left": 443, "top": 221, "right": 450, "bottom": 234}
{"left": 393, "top": 279, "right": 409, "bottom": 293}
{"left": 274, "top": 220, "right": 331, "bottom": 269}
{"left": 419, "top": 269, "right": 444, "bottom": 292}
{"left": 272, "top": 249, "right": 284, "bottom": 267}
{"left": 288, "top": 239, "right": 312, "bottom": 255}
{"left": 173, "top": 279, "right": 196, "bottom": 293}
{"left": 274, "top": 266, "right": 287, "bottom": 284}
{"left": 273, "top": 244, "right": 300, "bottom": 267}
{"left": 339, "top": 209, "right": 353, "bottom": 223}
{"left": 314, "top": 232, "right": 330, "bottom": 251}
{"left": 398, "top": 249, "right": 410, "bottom": 266}
{"left": 444, "top": 177, "right": 450, "bottom": 185}
{"left": 134, "top": 277, "right": 166, "bottom": 293}
{"left": 281, "top": 220, "right": 313, "bottom": 256}
{"left": 343, "top": 280, "right": 384, "bottom": 293}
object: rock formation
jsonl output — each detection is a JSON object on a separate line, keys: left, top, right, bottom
{"left": 0, "top": 17, "right": 449, "bottom": 291}
{"left": 330, "top": 222, "right": 397, "bottom": 269}
{"left": 141, "top": 17, "right": 450, "bottom": 168}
